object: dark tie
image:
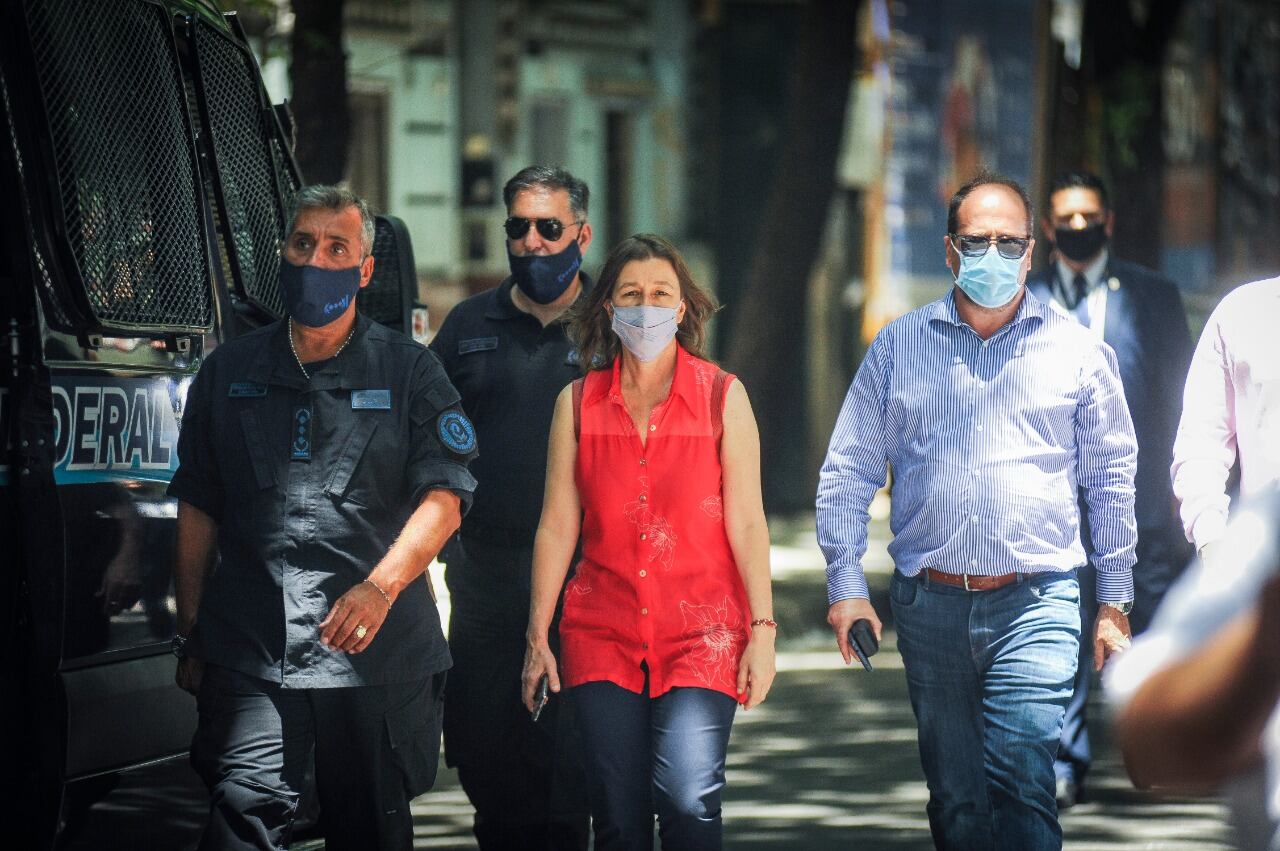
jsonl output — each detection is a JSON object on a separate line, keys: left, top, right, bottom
{"left": 1069, "top": 273, "right": 1092, "bottom": 324}
{"left": 1072, "top": 273, "right": 1089, "bottom": 307}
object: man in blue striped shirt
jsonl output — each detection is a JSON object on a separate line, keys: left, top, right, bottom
{"left": 817, "top": 173, "right": 1138, "bottom": 850}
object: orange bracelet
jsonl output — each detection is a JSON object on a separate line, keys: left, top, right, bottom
{"left": 750, "top": 618, "right": 778, "bottom": 629}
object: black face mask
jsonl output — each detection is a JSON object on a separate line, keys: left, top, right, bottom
{"left": 1054, "top": 223, "right": 1108, "bottom": 263}
{"left": 507, "top": 238, "right": 582, "bottom": 305}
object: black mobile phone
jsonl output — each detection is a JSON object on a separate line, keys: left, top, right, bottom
{"left": 848, "top": 619, "right": 879, "bottom": 672}
{"left": 531, "top": 674, "right": 550, "bottom": 722}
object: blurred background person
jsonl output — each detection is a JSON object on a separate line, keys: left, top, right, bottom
{"left": 1028, "top": 169, "right": 1195, "bottom": 808}
{"left": 1109, "top": 485, "right": 1280, "bottom": 850}
{"left": 431, "top": 165, "right": 594, "bottom": 850}
{"left": 1172, "top": 275, "right": 1280, "bottom": 557}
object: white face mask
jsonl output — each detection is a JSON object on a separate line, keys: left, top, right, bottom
{"left": 610, "top": 304, "right": 679, "bottom": 362}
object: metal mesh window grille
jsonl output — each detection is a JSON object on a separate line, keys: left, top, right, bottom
{"left": 22, "top": 0, "right": 213, "bottom": 331}
{"left": 193, "top": 20, "right": 291, "bottom": 317}
{"left": 1, "top": 65, "right": 73, "bottom": 330}
{"left": 358, "top": 217, "right": 408, "bottom": 331}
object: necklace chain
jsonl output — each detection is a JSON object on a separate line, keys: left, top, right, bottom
{"left": 289, "top": 318, "right": 355, "bottom": 380}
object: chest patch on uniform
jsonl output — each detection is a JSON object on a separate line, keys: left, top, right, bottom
{"left": 228, "top": 381, "right": 267, "bottom": 398}
{"left": 459, "top": 337, "right": 498, "bottom": 355}
{"left": 292, "top": 406, "right": 312, "bottom": 460}
{"left": 437, "top": 410, "right": 477, "bottom": 454}
{"left": 351, "top": 389, "right": 391, "bottom": 410}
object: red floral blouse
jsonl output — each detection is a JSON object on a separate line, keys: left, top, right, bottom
{"left": 559, "top": 345, "right": 752, "bottom": 701}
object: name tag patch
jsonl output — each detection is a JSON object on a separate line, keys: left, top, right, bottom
{"left": 228, "top": 381, "right": 267, "bottom": 398}
{"left": 292, "top": 407, "right": 312, "bottom": 460}
{"left": 459, "top": 337, "right": 498, "bottom": 355}
{"left": 351, "top": 389, "right": 391, "bottom": 410}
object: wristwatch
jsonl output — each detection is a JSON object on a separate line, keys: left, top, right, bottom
{"left": 171, "top": 633, "right": 189, "bottom": 659}
{"left": 1101, "top": 600, "right": 1133, "bottom": 616}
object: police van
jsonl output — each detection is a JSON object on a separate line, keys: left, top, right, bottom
{"left": 0, "top": 2, "right": 420, "bottom": 846}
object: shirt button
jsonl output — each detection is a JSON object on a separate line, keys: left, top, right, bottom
{"left": 639, "top": 494, "right": 647, "bottom": 502}
{"left": 969, "top": 559, "right": 977, "bottom": 568}
{"left": 641, "top": 608, "right": 649, "bottom": 615}
{"left": 976, "top": 424, "right": 984, "bottom": 432}
{"left": 639, "top": 459, "right": 647, "bottom": 465}
{"left": 952, "top": 356, "right": 962, "bottom": 364}
{"left": 640, "top": 533, "right": 647, "bottom": 541}
{"left": 982, "top": 340, "right": 989, "bottom": 348}
{"left": 970, "top": 515, "right": 979, "bottom": 524}
{"left": 649, "top": 424, "right": 656, "bottom": 432}
{"left": 978, "top": 381, "right": 986, "bottom": 388}
{"left": 639, "top": 569, "right": 647, "bottom": 577}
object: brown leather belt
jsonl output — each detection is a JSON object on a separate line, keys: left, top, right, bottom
{"left": 925, "top": 568, "right": 1022, "bottom": 591}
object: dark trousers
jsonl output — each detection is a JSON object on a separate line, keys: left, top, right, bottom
{"left": 443, "top": 537, "right": 589, "bottom": 850}
{"left": 573, "top": 677, "right": 737, "bottom": 851}
{"left": 191, "top": 664, "right": 445, "bottom": 851}
{"left": 1056, "top": 536, "right": 1192, "bottom": 786}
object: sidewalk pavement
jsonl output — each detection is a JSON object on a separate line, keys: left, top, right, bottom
{"left": 411, "top": 510, "right": 1233, "bottom": 849}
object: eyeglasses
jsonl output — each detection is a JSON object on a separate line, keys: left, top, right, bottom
{"left": 503, "top": 217, "right": 583, "bottom": 242}
{"left": 950, "top": 233, "right": 1031, "bottom": 260}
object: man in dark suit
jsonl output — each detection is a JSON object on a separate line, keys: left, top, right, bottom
{"left": 1027, "top": 170, "right": 1195, "bottom": 809}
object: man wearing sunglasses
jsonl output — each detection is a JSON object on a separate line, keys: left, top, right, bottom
{"left": 820, "top": 172, "right": 1138, "bottom": 849}
{"left": 1026, "top": 170, "right": 1195, "bottom": 810}
{"left": 430, "top": 165, "right": 593, "bottom": 849}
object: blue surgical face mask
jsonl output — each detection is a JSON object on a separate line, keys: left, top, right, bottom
{"left": 507, "top": 238, "right": 583, "bottom": 304}
{"left": 950, "top": 240, "right": 1024, "bottom": 308}
{"left": 279, "top": 259, "right": 362, "bottom": 328}
{"left": 611, "top": 304, "right": 680, "bottom": 362}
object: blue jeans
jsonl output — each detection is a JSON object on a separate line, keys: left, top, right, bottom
{"left": 891, "top": 570, "right": 1081, "bottom": 851}
{"left": 572, "top": 676, "right": 737, "bottom": 851}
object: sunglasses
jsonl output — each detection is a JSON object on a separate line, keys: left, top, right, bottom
{"left": 503, "top": 217, "right": 583, "bottom": 242}
{"left": 950, "top": 233, "right": 1031, "bottom": 260}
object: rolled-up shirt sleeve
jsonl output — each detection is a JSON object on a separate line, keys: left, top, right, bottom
{"left": 817, "top": 334, "right": 891, "bottom": 604}
{"left": 407, "top": 351, "right": 478, "bottom": 512}
{"left": 167, "top": 355, "right": 224, "bottom": 523}
{"left": 1076, "top": 341, "right": 1138, "bottom": 602}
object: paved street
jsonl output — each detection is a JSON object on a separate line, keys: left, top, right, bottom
{"left": 403, "top": 510, "right": 1233, "bottom": 850}
{"left": 63, "top": 512, "right": 1235, "bottom": 850}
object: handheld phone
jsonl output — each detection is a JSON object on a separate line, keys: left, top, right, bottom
{"left": 847, "top": 619, "right": 879, "bottom": 672}
{"left": 531, "top": 674, "right": 550, "bottom": 722}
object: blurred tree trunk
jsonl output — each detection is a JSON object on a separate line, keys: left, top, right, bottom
{"left": 1050, "top": 0, "right": 1188, "bottom": 267}
{"left": 723, "top": 0, "right": 858, "bottom": 512}
{"left": 289, "top": 0, "right": 349, "bottom": 184}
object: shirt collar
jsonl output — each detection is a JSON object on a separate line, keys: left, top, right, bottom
{"left": 585, "top": 341, "right": 700, "bottom": 415}
{"left": 1055, "top": 247, "right": 1109, "bottom": 293}
{"left": 486, "top": 272, "right": 594, "bottom": 322}
{"left": 928, "top": 287, "right": 1046, "bottom": 333}
{"left": 248, "top": 313, "right": 373, "bottom": 390}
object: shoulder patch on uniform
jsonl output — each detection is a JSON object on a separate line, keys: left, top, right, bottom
{"left": 459, "top": 337, "right": 498, "bottom": 355}
{"left": 437, "top": 410, "right": 477, "bottom": 454}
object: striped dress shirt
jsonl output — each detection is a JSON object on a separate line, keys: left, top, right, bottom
{"left": 817, "top": 289, "right": 1138, "bottom": 604}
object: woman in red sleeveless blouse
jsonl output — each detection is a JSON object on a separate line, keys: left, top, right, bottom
{"left": 522, "top": 235, "right": 775, "bottom": 850}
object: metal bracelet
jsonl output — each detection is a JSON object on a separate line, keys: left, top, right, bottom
{"left": 362, "top": 578, "right": 392, "bottom": 610}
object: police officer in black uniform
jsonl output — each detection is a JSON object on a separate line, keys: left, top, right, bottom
{"left": 169, "top": 186, "right": 477, "bottom": 851}
{"left": 430, "top": 165, "right": 593, "bottom": 849}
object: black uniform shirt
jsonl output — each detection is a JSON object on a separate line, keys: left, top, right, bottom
{"left": 169, "top": 314, "right": 477, "bottom": 687}
{"left": 430, "top": 275, "right": 592, "bottom": 550}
